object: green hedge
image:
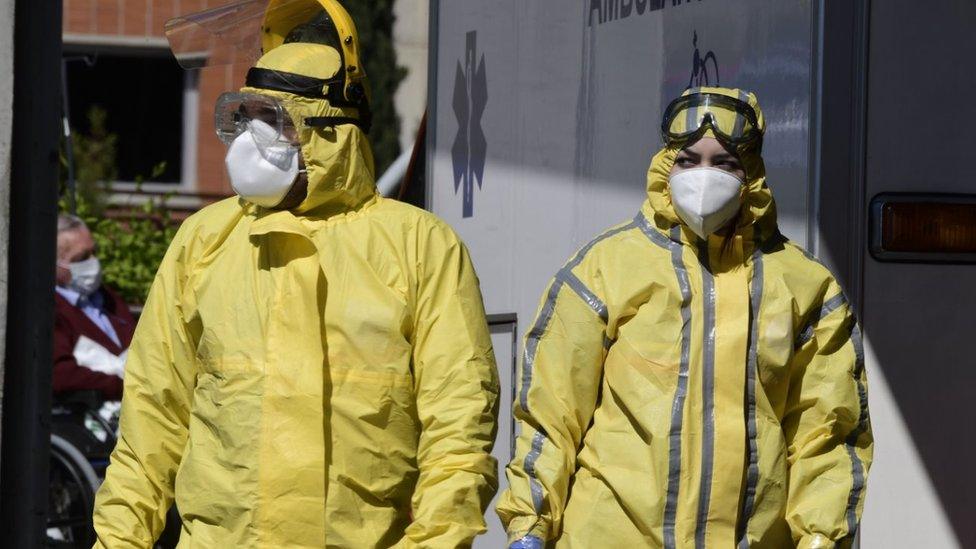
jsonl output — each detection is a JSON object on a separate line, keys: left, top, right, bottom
{"left": 71, "top": 192, "right": 179, "bottom": 307}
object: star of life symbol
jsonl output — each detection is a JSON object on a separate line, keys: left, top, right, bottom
{"left": 452, "top": 31, "right": 487, "bottom": 218}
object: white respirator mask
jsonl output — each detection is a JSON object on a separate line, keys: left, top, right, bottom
{"left": 225, "top": 119, "right": 301, "bottom": 208}
{"left": 60, "top": 256, "right": 103, "bottom": 297}
{"left": 668, "top": 167, "right": 745, "bottom": 239}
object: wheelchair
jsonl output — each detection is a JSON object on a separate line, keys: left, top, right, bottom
{"left": 46, "top": 391, "right": 181, "bottom": 549}
{"left": 46, "top": 391, "right": 114, "bottom": 547}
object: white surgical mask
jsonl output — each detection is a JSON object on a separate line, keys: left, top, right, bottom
{"left": 225, "top": 119, "right": 301, "bottom": 208}
{"left": 61, "top": 256, "right": 102, "bottom": 297}
{"left": 668, "top": 167, "right": 744, "bottom": 239}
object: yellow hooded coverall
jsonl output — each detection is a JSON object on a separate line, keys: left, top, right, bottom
{"left": 92, "top": 41, "right": 499, "bottom": 548}
{"left": 497, "top": 88, "right": 872, "bottom": 548}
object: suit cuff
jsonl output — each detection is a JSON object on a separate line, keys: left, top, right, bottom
{"left": 797, "top": 533, "right": 836, "bottom": 549}
{"left": 506, "top": 516, "right": 551, "bottom": 544}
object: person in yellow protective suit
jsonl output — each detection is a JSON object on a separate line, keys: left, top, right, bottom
{"left": 92, "top": 2, "right": 499, "bottom": 547}
{"left": 497, "top": 87, "right": 872, "bottom": 549}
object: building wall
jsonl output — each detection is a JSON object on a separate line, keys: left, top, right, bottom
{"left": 64, "top": 0, "right": 176, "bottom": 36}
{"left": 63, "top": 0, "right": 244, "bottom": 197}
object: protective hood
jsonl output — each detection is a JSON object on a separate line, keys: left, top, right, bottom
{"left": 242, "top": 42, "right": 377, "bottom": 217}
{"left": 642, "top": 87, "right": 778, "bottom": 244}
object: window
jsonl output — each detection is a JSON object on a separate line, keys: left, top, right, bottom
{"left": 65, "top": 51, "right": 187, "bottom": 184}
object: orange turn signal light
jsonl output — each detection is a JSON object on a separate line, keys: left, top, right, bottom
{"left": 870, "top": 194, "right": 976, "bottom": 262}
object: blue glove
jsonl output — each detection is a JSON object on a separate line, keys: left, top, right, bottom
{"left": 509, "top": 535, "right": 544, "bottom": 549}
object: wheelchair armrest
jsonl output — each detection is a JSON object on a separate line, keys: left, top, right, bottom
{"left": 52, "top": 390, "right": 105, "bottom": 411}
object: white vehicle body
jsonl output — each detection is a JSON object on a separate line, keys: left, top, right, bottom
{"left": 426, "top": 1, "right": 974, "bottom": 547}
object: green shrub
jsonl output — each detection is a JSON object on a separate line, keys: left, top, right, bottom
{"left": 61, "top": 107, "right": 179, "bottom": 306}
{"left": 72, "top": 180, "right": 178, "bottom": 307}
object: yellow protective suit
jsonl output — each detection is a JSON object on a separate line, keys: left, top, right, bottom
{"left": 92, "top": 41, "right": 499, "bottom": 548}
{"left": 497, "top": 87, "right": 872, "bottom": 548}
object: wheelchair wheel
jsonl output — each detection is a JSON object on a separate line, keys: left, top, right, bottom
{"left": 47, "top": 433, "right": 100, "bottom": 547}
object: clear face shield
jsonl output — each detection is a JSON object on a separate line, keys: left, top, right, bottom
{"left": 166, "top": 0, "right": 371, "bottom": 133}
{"left": 165, "top": 0, "right": 330, "bottom": 69}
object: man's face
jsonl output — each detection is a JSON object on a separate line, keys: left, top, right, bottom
{"left": 56, "top": 227, "right": 96, "bottom": 287}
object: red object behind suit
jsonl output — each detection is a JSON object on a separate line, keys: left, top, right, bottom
{"left": 53, "top": 286, "right": 136, "bottom": 400}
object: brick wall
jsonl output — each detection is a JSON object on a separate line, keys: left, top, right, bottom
{"left": 197, "top": 64, "right": 248, "bottom": 195}
{"left": 64, "top": 0, "right": 246, "bottom": 196}
{"left": 63, "top": 0, "right": 181, "bottom": 37}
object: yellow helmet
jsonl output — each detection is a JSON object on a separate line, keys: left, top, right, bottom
{"left": 257, "top": 0, "right": 370, "bottom": 112}
{"left": 165, "top": 0, "right": 371, "bottom": 131}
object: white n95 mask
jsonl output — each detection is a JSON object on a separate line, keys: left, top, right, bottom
{"left": 225, "top": 119, "right": 301, "bottom": 208}
{"left": 668, "top": 167, "right": 744, "bottom": 239}
{"left": 60, "top": 256, "right": 103, "bottom": 297}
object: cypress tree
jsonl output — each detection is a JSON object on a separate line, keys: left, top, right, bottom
{"left": 342, "top": 0, "right": 408, "bottom": 176}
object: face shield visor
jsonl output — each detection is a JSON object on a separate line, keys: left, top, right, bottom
{"left": 164, "top": 0, "right": 370, "bottom": 127}
{"left": 164, "top": 0, "right": 343, "bottom": 69}
{"left": 661, "top": 92, "right": 762, "bottom": 151}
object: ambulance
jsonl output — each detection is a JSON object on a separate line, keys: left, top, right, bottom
{"left": 421, "top": 1, "right": 975, "bottom": 547}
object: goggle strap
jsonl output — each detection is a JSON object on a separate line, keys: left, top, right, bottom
{"left": 245, "top": 67, "right": 357, "bottom": 106}
{"left": 245, "top": 67, "right": 371, "bottom": 131}
{"left": 305, "top": 116, "right": 370, "bottom": 133}
{"left": 246, "top": 67, "right": 331, "bottom": 99}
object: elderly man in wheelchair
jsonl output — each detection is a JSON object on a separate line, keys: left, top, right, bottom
{"left": 47, "top": 214, "right": 183, "bottom": 547}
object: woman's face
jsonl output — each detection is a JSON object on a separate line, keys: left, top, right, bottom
{"left": 670, "top": 137, "right": 746, "bottom": 182}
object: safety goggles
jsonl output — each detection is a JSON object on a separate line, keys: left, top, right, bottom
{"left": 216, "top": 91, "right": 363, "bottom": 146}
{"left": 661, "top": 92, "right": 762, "bottom": 149}
{"left": 215, "top": 92, "right": 300, "bottom": 146}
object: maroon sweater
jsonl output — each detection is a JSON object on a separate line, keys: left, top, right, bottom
{"left": 53, "top": 286, "right": 136, "bottom": 400}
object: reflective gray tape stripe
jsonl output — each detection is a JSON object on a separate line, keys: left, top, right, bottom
{"left": 524, "top": 429, "right": 548, "bottom": 513}
{"left": 732, "top": 90, "right": 749, "bottom": 139}
{"left": 844, "top": 324, "right": 869, "bottom": 538}
{"left": 737, "top": 231, "right": 764, "bottom": 549}
{"left": 790, "top": 246, "right": 867, "bottom": 536}
{"left": 603, "top": 334, "right": 614, "bottom": 351}
{"left": 685, "top": 87, "right": 701, "bottom": 134}
{"left": 517, "top": 219, "right": 639, "bottom": 514}
{"left": 797, "top": 245, "right": 826, "bottom": 267}
{"left": 796, "top": 293, "right": 848, "bottom": 348}
{"left": 520, "top": 279, "right": 562, "bottom": 412}
{"left": 636, "top": 211, "right": 671, "bottom": 250}
{"left": 572, "top": 222, "right": 638, "bottom": 267}
{"left": 518, "top": 279, "right": 563, "bottom": 516}
{"left": 558, "top": 269, "right": 608, "bottom": 322}
{"left": 520, "top": 218, "right": 636, "bottom": 409}
{"left": 663, "top": 225, "right": 692, "bottom": 549}
{"left": 695, "top": 238, "right": 717, "bottom": 549}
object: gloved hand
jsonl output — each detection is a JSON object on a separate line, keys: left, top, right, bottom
{"left": 509, "top": 535, "right": 544, "bottom": 549}
{"left": 73, "top": 335, "right": 127, "bottom": 378}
